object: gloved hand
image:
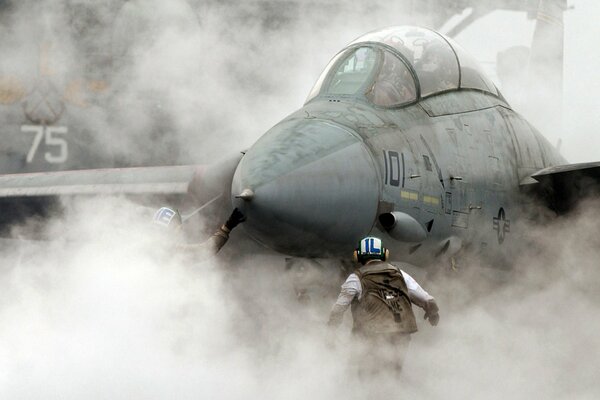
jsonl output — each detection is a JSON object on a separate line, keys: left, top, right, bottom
{"left": 423, "top": 299, "right": 439, "bottom": 326}
{"left": 224, "top": 208, "right": 246, "bottom": 230}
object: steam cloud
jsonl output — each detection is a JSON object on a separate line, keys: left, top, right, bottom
{"left": 2, "top": 189, "right": 599, "bottom": 399}
{"left": 0, "top": 1, "right": 599, "bottom": 399}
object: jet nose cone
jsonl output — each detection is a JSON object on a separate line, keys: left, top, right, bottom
{"left": 231, "top": 119, "right": 380, "bottom": 256}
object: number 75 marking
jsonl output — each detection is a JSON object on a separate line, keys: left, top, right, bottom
{"left": 21, "top": 125, "right": 69, "bottom": 164}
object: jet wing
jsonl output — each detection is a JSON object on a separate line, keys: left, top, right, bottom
{"left": 523, "top": 161, "right": 600, "bottom": 213}
{"left": 0, "top": 152, "right": 242, "bottom": 202}
{"left": 0, "top": 165, "right": 198, "bottom": 197}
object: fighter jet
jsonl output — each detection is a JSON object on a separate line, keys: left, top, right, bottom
{"left": 0, "top": 25, "right": 598, "bottom": 270}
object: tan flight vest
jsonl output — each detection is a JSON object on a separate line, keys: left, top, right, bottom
{"left": 351, "top": 262, "right": 418, "bottom": 335}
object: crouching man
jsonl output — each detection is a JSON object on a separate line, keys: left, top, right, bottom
{"left": 153, "top": 207, "right": 245, "bottom": 257}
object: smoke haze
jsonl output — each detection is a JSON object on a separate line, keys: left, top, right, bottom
{"left": 2, "top": 189, "right": 599, "bottom": 399}
{"left": 1, "top": 1, "right": 599, "bottom": 399}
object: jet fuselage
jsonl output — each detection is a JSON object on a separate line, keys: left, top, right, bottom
{"left": 232, "top": 89, "right": 565, "bottom": 266}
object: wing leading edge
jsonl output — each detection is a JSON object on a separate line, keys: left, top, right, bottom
{"left": 0, "top": 165, "right": 199, "bottom": 197}
{"left": 523, "top": 161, "right": 600, "bottom": 213}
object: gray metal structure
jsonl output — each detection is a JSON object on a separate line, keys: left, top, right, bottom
{"left": 0, "top": 25, "right": 597, "bottom": 271}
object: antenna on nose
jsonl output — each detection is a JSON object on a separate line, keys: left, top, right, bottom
{"left": 235, "top": 188, "right": 254, "bottom": 201}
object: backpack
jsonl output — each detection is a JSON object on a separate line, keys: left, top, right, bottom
{"left": 352, "top": 262, "right": 418, "bottom": 335}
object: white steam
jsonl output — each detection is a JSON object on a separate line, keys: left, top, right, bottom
{"left": 0, "top": 197, "right": 350, "bottom": 399}
{"left": 1, "top": 194, "right": 599, "bottom": 399}
{"left": 1, "top": 1, "right": 599, "bottom": 399}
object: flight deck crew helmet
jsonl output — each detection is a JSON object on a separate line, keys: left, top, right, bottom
{"left": 353, "top": 236, "right": 389, "bottom": 264}
{"left": 153, "top": 207, "right": 182, "bottom": 229}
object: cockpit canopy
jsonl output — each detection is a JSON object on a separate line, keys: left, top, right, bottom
{"left": 306, "top": 26, "right": 499, "bottom": 107}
